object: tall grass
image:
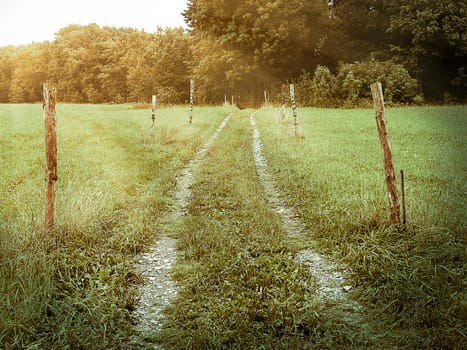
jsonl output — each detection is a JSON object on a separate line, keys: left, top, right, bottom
{"left": 0, "top": 104, "right": 228, "bottom": 348}
{"left": 255, "top": 106, "right": 466, "bottom": 348}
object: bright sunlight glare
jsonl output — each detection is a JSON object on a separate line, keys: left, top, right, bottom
{"left": 0, "top": 0, "right": 188, "bottom": 46}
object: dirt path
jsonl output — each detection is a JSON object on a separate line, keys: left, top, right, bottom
{"left": 133, "top": 114, "right": 232, "bottom": 334}
{"left": 133, "top": 110, "right": 382, "bottom": 347}
{"left": 250, "top": 112, "right": 376, "bottom": 341}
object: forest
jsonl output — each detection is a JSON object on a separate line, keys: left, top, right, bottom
{"left": 0, "top": 0, "right": 465, "bottom": 106}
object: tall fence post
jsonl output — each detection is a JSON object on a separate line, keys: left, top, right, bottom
{"left": 290, "top": 83, "right": 298, "bottom": 136}
{"left": 371, "top": 82, "right": 401, "bottom": 224}
{"left": 189, "top": 79, "right": 194, "bottom": 124}
{"left": 43, "top": 82, "right": 58, "bottom": 230}
{"left": 150, "top": 95, "right": 156, "bottom": 136}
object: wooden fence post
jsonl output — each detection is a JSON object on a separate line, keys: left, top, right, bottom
{"left": 43, "top": 82, "right": 58, "bottom": 229}
{"left": 290, "top": 83, "right": 298, "bottom": 136}
{"left": 189, "top": 79, "right": 194, "bottom": 124}
{"left": 371, "top": 82, "right": 401, "bottom": 224}
{"left": 150, "top": 95, "right": 156, "bottom": 136}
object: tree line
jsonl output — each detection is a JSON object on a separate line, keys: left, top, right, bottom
{"left": 0, "top": 25, "right": 191, "bottom": 104}
{"left": 0, "top": 0, "right": 465, "bottom": 106}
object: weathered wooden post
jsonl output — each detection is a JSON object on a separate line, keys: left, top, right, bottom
{"left": 150, "top": 95, "right": 156, "bottom": 136}
{"left": 43, "top": 82, "right": 58, "bottom": 229}
{"left": 290, "top": 83, "right": 298, "bottom": 136}
{"left": 371, "top": 82, "right": 401, "bottom": 224}
{"left": 189, "top": 79, "right": 194, "bottom": 124}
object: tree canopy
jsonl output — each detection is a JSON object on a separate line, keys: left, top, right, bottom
{"left": 0, "top": 1, "right": 465, "bottom": 104}
{"left": 387, "top": 0, "right": 467, "bottom": 100}
{"left": 184, "top": 0, "right": 329, "bottom": 105}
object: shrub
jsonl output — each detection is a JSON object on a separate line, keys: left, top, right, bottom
{"left": 293, "top": 70, "right": 312, "bottom": 106}
{"left": 294, "top": 60, "right": 418, "bottom": 107}
{"left": 311, "top": 65, "right": 337, "bottom": 107}
{"left": 335, "top": 60, "right": 418, "bottom": 105}
{"left": 342, "top": 71, "right": 363, "bottom": 104}
{"left": 413, "top": 94, "right": 425, "bottom": 105}
{"left": 295, "top": 66, "right": 337, "bottom": 108}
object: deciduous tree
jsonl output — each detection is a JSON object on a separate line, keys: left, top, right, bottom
{"left": 387, "top": 0, "right": 467, "bottom": 100}
{"left": 184, "top": 0, "right": 329, "bottom": 105}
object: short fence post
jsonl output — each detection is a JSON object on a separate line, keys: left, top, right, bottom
{"left": 43, "top": 82, "right": 58, "bottom": 230}
{"left": 189, "top": 79, "right": 194, "bottom": 124}
{"left": 150, "top": 95, "right": 156, "bottom": 136}
{"left": 290, "top": 83, "right": 298, "bottom": 136}
{"left": 371, "top": 82, "right": 401, "bottom": 224}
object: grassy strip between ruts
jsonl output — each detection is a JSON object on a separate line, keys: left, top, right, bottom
{"left": 0, "top": 104, "right": 229, "bottom": 349}
{"left": 254, "top": 106, "right": 466, "bottom": 349}
{"left": 154, "top": 110, "right": 380, "bottom": 349}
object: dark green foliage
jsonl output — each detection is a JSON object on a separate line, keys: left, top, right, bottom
{"left": 184, "top": 0, "right": 466, "bottom": 104}
{"left": 184, "top": 0, "right": 329, "bottom": 106}
{"left": 335, "top": 60, "right": 418, "bottom": 105}
{"left": 294, "top": 66, "right": 337, "bottom": 107}
{"left": 387, "top": 0, "right": 467, "bottom": 101}
{"left": 294, "top": 60, "right": 417, "bottom": 107}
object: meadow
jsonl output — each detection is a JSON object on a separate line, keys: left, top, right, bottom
{"left": 0, "top": 104, "right": 465, "bottom": 349}
{"left": 254, "top": 106, "right": 466, "bottom": 348}
{"left": 0, "top": 104, "right": 228, "bottom": 348}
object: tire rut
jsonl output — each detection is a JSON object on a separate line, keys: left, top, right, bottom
{"left": 249, "top": 112, "right": 377, "bottom": 344}
{"left": 133, "top": 114, "right": 232, "bottom": 336}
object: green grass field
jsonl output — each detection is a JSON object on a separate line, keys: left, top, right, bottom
{"left": 0, "top": 104, "right": 465, "bottom": 349}
{"left": 0, "top": 104, "right": 229, "bottom": 348}
{"left": 254, "top": 106, "right": 466, "bottom": 348}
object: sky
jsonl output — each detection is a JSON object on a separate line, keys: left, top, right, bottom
{"left": 0, "top": 0, "right": 188, "bottom": 47}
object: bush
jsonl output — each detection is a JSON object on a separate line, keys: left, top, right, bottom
{"left": 342, "top": 71, "right": 363, "bottom": 104}
{"left": 294, "top": 60, "right": 418, "bottom": 107}
{"left": 295, "top": 66, "right": 337, "bottom": 108}
{"left": 335, "top": 60, "right": 417, "bottom": 105}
